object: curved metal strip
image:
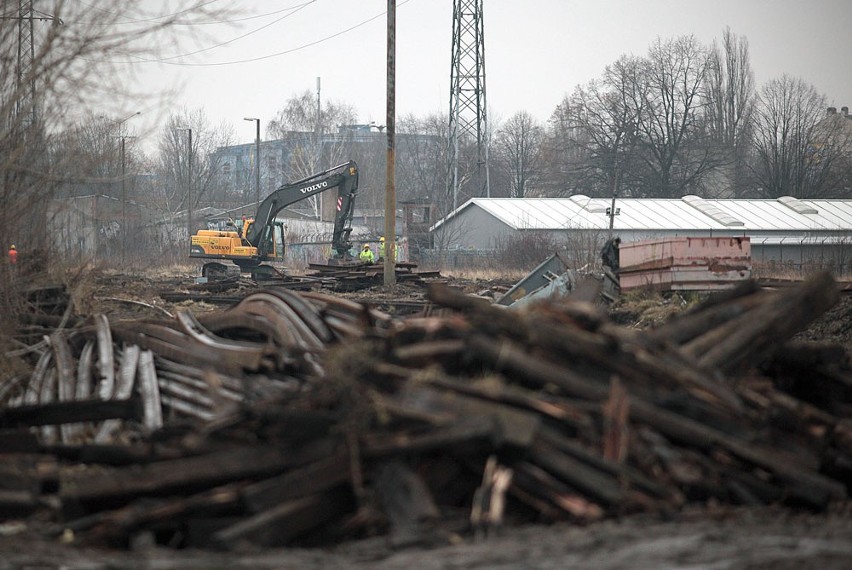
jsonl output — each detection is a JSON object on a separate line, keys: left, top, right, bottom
{"left": 38, "top": 368, "right": 58, "bottom": 443}
{"left": 49, "top": 331, "right": 76, "bottom": 443}
{"left": 26, "top": 348, "right": 52, "bottom": 405}
{"left": 96, "top": 344, "right": 141, "bottom": 443}
{"left": 137, "top": 349, "right": 163, "bottom": 431}
{"left": 256, "top": 288, "right": 334, "bottom": 344}
{"left": 76, "top": 340, "right": 95, "bottom": 401}
{"left": 175, "top": 311, "right": 267, "bottom": 372}
{"left": 94, "top": 314, "right": 115, "bottom": 400}
{"left": 238, "top": 294, "right": 322, "bottom": 349}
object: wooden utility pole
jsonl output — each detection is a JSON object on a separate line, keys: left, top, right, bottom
{"left": 384, "top": 0, "right": 396, "bottom": 286}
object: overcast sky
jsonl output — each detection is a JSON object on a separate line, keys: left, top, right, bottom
{"left": 126, "top": 0, "right": 852, "bottom": 148}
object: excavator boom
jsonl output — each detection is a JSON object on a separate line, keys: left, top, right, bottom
{"left": 189, "top": 161, "right": 359, "bottom": 273}
{"left": 245, "top": 161, "right": 359, "bottom": 258}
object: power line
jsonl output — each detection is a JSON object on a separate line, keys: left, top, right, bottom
{"left": 170, "top": 2, "right": 317, "bottom": 26}
{"left": 76, "top": 0, "right": 315, "bottom": 27}
{"left": 132, "top": 0, "right": 414, "bottom": 67}
{"left": 148, "top": 1, "right": 316, "bottom": 62}
{"left": 75, "top": 0, "right": 223, "bottom": 25}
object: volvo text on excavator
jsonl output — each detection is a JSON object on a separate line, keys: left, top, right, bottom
{"left": 189, "top": 161, "right": 359, "bottom": 279}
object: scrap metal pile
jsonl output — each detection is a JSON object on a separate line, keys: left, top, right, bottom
{"left": 305, "top": 261, "right": 442, "bottom": 291}
{"left": 0, "top": 272, "right": 850, "bottom": 550}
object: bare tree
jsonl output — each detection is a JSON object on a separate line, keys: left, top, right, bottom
{"left": 52, "top": 111, "right": 149, "bottom": 189}
{"left": 152, "top": 108, "right": 234, "bottom": 218}
{"left": 548, "top": 56, "right": 644, "bottom": 199}
{"left": 542, "top": 37, "right": 718, "bottom": 201}
{"left": 1, "top": 1, "right": 232, "bottom": 281}
{"left": 267, "top": 90, "right": 357, "bottom": 177}
{"left": 705, "top": 28, "right": 754, "bottom": 148}
{"left": 749, "top": 75, "right": 846, "bottom": 198}
{"left": 540, "top": 96, "right": 585, "bottom": 196}
{"left": 493, "top": 111, "right": 544, "bottom": 198}
{"left": 0, "top": 0, "right": 237, "bottom": 334}
{"left": 704, "top": 27, "right": 755, "bottom": 196}
{"left": 397, "top": 112, "right": 449, "bottom": 204}
{"left": 267, "top": 90, "right": 358, "bottom": 218}
{"left": 631, "top": 35, "right": 718, "bottom": 197}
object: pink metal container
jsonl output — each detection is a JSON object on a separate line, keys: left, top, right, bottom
{"left": 618, "top": 237, "right": 751, "bottom": 291}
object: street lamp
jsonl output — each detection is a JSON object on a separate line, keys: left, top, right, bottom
{"left": 116, "top": 111, "right": 140, "bottom": 263}
{"left": 177, "top": 127, "right": 193, "bottom": 250}
{"left": 244, "top": 117, "right": 260, "bottom": 206}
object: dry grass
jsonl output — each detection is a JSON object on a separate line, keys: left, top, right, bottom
{"left": 610, "top": 288, "right": 702, "bottom": 329}
{"left": 751, "top": 262, "right": 851, "bottom": 281}
{"left": 441, "top": 267, "right": 528, "bottom": 282}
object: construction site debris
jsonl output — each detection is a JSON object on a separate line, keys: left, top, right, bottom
{"left": 0, "top": 272, "right": 849, "bottom": 551}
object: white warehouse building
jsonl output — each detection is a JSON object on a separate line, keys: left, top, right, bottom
{"left": 431, "top": 195, "right": 852, "bottom": 273}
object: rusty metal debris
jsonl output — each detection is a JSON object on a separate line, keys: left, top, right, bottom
{"left": 306, "top": 261, "right": 441, "bottom": 291}
{"left": 2, "top": 288, "right": 387, "bottom": 436}
{"left": 0, "top": 273, "right": 850, "bottom": 551}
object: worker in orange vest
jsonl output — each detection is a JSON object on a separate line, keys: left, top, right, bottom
{"left": 8, "top": 244, "right": 17, "bottom": 265}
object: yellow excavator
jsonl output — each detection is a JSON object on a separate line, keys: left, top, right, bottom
{"left": 189, "top": 161, "right": 359, "bottom": 279}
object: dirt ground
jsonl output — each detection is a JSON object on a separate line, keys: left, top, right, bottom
{"left": 1, "top": 507, "right": 851, "bottom": 569}
{"left": 2, "top": 267, "right": 852, "bottom": 569}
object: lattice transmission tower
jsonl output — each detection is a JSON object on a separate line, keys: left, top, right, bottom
{"left": 3, "top": 0, "right": 58, "bottom": 129}
{"left": 447, "top": 0, "right": 489, "bottom": 210}
{"left": 16, "top": 0, "right": 37, "bottom": 129}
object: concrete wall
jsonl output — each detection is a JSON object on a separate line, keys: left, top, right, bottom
{"left": 433, "top": 207, "right": 515, "bottom": 250}
{"left": 48, "top": 195, "right": 109, "bottom": 260}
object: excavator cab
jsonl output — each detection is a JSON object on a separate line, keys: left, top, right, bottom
{"left": 192, "top": 217, "right": 285, "bottom": 279}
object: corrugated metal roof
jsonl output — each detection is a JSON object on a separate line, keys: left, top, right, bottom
{"left": 432, "top": 196, "right": 852, "bottom": 233}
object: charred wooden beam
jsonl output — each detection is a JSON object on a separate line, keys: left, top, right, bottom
{"left": 362, "top": 416, "right": 498, "bottom": 457}
{"left": 537, "top": 427, "right": 674, "bottom": 502}
{"left": 416, "top": 371, "right": 595, "bottom": 430}
{"left": 511, "top": 462, "right": 605, "bottom": 521}
{"left": 39, "top": 442, "right": 170, "bottom": 466}
{"left": 0, "top": 397, "right": 142, "bottom": 428}
{"left": 469, "top": 334, "right": 846, "bottom": 508}
{"left": 527, "top": 438, "right": 627, "bottom": 508}
{"left": 81, "top": 482, "right": 247, "bottom": 542}
{"left": 212, "top": 488, "right": 353, "bottom": 548}
{"left": 646, "top": 280, "right": 763, "bottom": 345}
{"left": 374, "top": 460, "right": 440, "bottom": 547}
{"left": 692, "top": 272, "right": 840, "bottom": 375}
{"left": 396, "top": 385, "right": 541, "bottom": 449}
{"left": 59, "top": 445, "right": 312, "bottom": 512}
{"left": 0, "top": 489, "right": 39, "bottom": 516}
{"left": 240, "top": 445, "right": 350, "bottom": 513}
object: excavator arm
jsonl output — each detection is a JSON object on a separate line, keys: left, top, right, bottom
{"left": 245, "top": 161, "right": 359, "bottom": 259}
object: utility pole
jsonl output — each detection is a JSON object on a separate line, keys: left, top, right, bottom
{"left": 244, "top": 118, "right": 261, "bottom": 206}
{"left": 187, "top": 129, "right": 192, "bottom": 246}
{"left": 316, "top": 77, "right": 322, "bottom": 136}
{"left": 448, "top": 0, "right": 489, "bottom": 210}
{"left": 607, "top": 189, "right": 620, "bottom": 238}
{"left": 178, "top": 128, "right": 193, "bottom": 250}
{"left": 121, "top": 135, "right": 127, "bottom": 261}
{"left": 315, "top": 77, "right": 323, "bottom": 222}
{"left": 116, "top": 112, "right": 140, "bottom": 263}
{"left": 384, "top": 0, "right": 396, "bottom": 286}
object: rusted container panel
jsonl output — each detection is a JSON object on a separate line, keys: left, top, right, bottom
{"left": 619, "top": 237, "right": 751, "bottom": 291}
